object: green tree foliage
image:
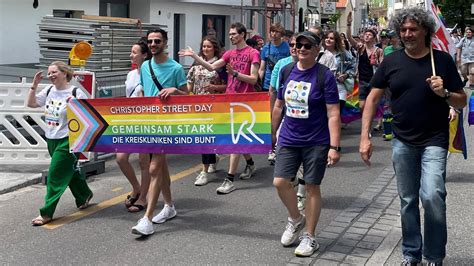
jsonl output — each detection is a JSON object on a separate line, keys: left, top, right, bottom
{"left": 434, "top": 0, "right": 473, "bottom": 31}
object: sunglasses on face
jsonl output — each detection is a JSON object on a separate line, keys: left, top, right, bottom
{"left": 289, "top": 42, "right": 296, "bottom": 48}
{"left": 295, "top": 42, "right": 314, "bottom": 49}
{"left": 147, "top": 39, "right": 162, "bottom": 45}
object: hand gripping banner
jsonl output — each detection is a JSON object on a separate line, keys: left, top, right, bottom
{"left": 67, "top": 93, "right": 271, "bottom": 154}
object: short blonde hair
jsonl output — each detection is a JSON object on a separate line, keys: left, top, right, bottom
{"left": 270, "top": 23, "right": 285, "bottom": 34}
{"left": 50, "top": 61, "right": 74, "bottom": 81}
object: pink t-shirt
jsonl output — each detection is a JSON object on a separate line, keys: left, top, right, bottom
{"left": 222, "top": 46, "right": 260, "bottom": 94}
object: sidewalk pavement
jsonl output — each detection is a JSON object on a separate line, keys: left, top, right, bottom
{"left": 0, "top": 165, "right": 44, "bottom": 195}
{"left": 289, "top": 167, "right": 402, "bottom": 265}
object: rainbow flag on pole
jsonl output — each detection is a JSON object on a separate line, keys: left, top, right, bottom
{"left": 67, "top": 93, "right": 272, "bottom": 154}
{"left": 469, "top": 90, "right": 474, "bottom": 126}
{"left": 448, "top": 110, "right": 467, "bottom": 159}
{"left": 436, "top": 5, "right": 446, "bottom": 26}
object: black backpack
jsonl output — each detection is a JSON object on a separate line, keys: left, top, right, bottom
{"left": 45, "top": 85, "right": 78, "bottom": 97}
{"left": 279, "top": 62, "right": 328, "bottom": 94}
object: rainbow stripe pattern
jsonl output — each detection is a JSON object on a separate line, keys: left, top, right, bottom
{"left": 67, "top": 93, "right": 271, "bottom": 154}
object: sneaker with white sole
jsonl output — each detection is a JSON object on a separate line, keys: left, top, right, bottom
{"left": 216, "top": 178, "right": 235, "bottom": 194}
{"left": 132, "top": 217, "right": 154, "bottom": 236}
{"left": 268, "top": 150, "right": 276, "bottom": 165}
{"left": 208, "top": 154, "right": 220, "bottom": 173}
{"left": 281, "top": 215, "right": 305, "bottom": 246}
{"left": 296, "top": 165, "right": 304, "bottom": 180}
{"left": 297, "top": 195, "right": 306, "bottom": 211}
{"left": 194, "top": 171, "right": 209, "bottom": 186}
{"left": 294, "top": 233, "right": 319, "bottom": 257}
{"left": 239, "top": 164, "right": 256, "bottom": 180}
{"left": 208, "top": 164, "right": 217, "bottom": 173}
{"left": 152, "top": 204, "right": 177, "bottom": 224}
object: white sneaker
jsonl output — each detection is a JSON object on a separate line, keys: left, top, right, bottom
{"left": 294, "top": 233, "right": 319, "bottom": 257}
{"left": 208, "top": 164, "right": 217, "bottom": 173}
{"left": 132, "top": 217, "right": 154, "bottom": 236}
{"left": 152, "top": 204, "right": 177, "bottom": 224}
{"left": 216, "top": 178, "right": 235, "bottom": 194}
{"left": 239, "top": 164, "right": 256, "bottom": 180}
{"left": 268, "top": 150, "right": 276, "bottom": 165}
{"left": 296, "top": 165, "right": 304, "bottom": 180}
{"left": 281, "top": 215, "right": 305, "bottom": 247}
{"left": 208, "top": 154, "right": 220, "bottom": 173}
{"left": 297, "top": 195, "right": 306, "bottom": 211}
{"left": 194, "top": 171, "right": 209, "bottom": 186}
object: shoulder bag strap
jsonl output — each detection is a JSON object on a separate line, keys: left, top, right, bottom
{"left": 148, "top": 60, "right": 164, "bottom": 91}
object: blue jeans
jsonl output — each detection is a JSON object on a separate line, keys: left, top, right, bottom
{"left": 392, "top": 138, "right": 447, "bottom": 263}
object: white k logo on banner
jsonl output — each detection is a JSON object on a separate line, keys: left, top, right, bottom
{"left": 229, "top": 103, "right": 265, "bottom": 145}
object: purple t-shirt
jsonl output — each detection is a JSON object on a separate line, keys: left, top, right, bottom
{"left": 222, "top": 46, "right": 260, "bottom": 94}
{"left": 277, "top": 63, "right": 339, "bottom": 147}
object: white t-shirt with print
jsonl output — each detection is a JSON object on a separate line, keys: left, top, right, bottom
{"left": 125, "top": 69, "right": 143, "bottom": 98}
{"left": 35, "top": 85, "right": 87, "bottom": 139}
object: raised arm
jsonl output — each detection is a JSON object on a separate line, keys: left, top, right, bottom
{"left": 179, "top": 46, "right": 226, "bottom": 71}
{"left": 27, "top": 71, "right": 43, "bottom": 108}
{"left": 346, "top": 11, "right": 358, "bottom": 48}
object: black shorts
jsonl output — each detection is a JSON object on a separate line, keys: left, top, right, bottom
{"left": 358, "top": 80, "right": 372, "bottom": 101}
{"left": 273, "top": 145, "right": 329, "bottom": 185}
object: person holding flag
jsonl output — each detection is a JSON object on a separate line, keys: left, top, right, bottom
{"left": 359, "top": 7, "right": 466, "bottom": 266}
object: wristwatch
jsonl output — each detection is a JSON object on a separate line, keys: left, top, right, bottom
{"left": 329, "top": 145, "right": 341, "bottom": 152}
{"left": 233, "top": 72, "right": 238, "bottom": 78}
{"left": 443, "top": 89, "right": 451, "bottom": 100}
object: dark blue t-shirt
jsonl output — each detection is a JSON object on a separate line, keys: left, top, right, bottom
{"left": 277, "top": 63, "right": 339, "bottom": 147}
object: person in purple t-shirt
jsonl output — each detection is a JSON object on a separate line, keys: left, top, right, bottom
{"left": 179, "top": 22, "right": 260, "bottom": 195}
{"left": 271, "top": 31, "right": 341, "bottom": 257}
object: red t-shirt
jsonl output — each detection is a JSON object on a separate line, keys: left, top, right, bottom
{"left": 222, "top": 46, "right": 260, "bottom": 93}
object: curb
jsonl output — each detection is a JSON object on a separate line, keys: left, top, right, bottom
{"left": 0, "top": 173, "right": 42, "bottom": 195}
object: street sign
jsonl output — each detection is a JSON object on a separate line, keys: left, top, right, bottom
{"left": 322, "top": 2, "right": 336, "bottom": 14}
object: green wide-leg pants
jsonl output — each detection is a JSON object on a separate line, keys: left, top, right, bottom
{"left": 39, "top": 137, "right": 92, "bottom": 218}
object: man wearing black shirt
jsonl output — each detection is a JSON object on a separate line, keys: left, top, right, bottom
{"left": 359, "top": 8, "right": 466, "bottom": 266}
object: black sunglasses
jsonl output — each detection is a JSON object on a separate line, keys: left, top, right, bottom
{"left": 289, "top": 43, "right": 296, "bottom": 48}
{"left": 295, "top": 42, "right": 314, "bottom": 49}
{"left": 147, "top": 39, "right": 162, "bottom": 45}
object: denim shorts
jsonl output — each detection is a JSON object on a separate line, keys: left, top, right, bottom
{"left": 274, "top": 145, "right": 329, "bottom": 185}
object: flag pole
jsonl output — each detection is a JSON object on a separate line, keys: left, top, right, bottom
{"left": 430, "top": 44, "right": 436, "bottom": 76}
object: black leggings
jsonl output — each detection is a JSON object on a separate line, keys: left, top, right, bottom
{"left": 201, "top": 154, "right": 216, "bottom": 165}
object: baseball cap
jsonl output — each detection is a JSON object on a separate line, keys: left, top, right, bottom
{"left": 387, "top": 30, "right": 397, "bottom": 38}
{"left": 296, "top": 31, "right": 321, "bottom": 46}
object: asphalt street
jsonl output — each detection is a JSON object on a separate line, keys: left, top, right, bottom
{"left": 0, "top": 124, "right": 393, "bottom": 264}
{"left": 0, "top": 121, "right": 473, "bottom": 265}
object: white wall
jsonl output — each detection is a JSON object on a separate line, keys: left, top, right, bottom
{"left": 130, "top": 0, "right": 151, "bottom": 22}
{"left": 147, "top": 1, "right": 243, "bottom": 65}
{"left": 0, "top": 0, "right": 99, "bottom": 65}
{"left": 176, "top": 0, "right": 252, "bottom": 6}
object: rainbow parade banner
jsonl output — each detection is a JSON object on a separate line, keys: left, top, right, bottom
{"left": 67, "top": 93, "right": 271, "bottom": 154}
